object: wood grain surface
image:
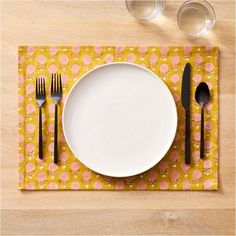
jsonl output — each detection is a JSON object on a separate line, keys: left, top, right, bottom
{"left": 1, "top": 0, "right": 235, "bottom": 235}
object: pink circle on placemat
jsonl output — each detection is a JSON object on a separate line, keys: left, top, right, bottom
{"left": 60, "top": 172, "right": 69, "bottom": 181}
{"left": 193, "top": 113, "right": 201, "bottom": 122}
{"left": 194, "top": 54, "right": 203, "bottom": 64}
{"left": 60, "top": 151, "right": 68, "bottom": 162}
{"left": 170, "top": 150, "right": 179, "bottom": 162}
{"left": 183, "top": 46, "right": 192, "bottom": 54}
{"left": 82, "top": 55, "right": 92, "bottom": 65}
{"left": 137, "top": 180, "right": 147, "bottom": 190}
{"left": 192, "top": 151, "right": 200, "bottom": 161}
{"left": 18, "top": 55, "right": 24, "bottom": 64}
{"left": 126, "top": 53, "right": 136, "bottom": 63}
{"left": 115, "top": 181, "right": 125, "bottom": 190}
{"left": 138, "top": 46, "right": 148, "bottom": 54}
{"left": 160, "top": 181, "right": 169, "bottom": 190}
{"left": 71, "top": 64, "right": 80, "bottom": 74}
{"left": 173, "top": 93, "right": 180, "bottom": 103}
{"left": 193, "top": 170, "right": 202, "bottom": 179}
{"left": 194, "top": 132, "right": 200, "bottom": 142}
{"left": 37, "top": 171, "right": 46, "bottom": 182}
{"left": 26, "top": 162, "right": 35, "bottom": 172}
{"left": 72, "top": 46, "right": 80, "bottom": 54}
{"left": 60, "top": 55, "right": 69, "bottom": 65}
{"left": 205, "top": 62, "right": 214, "bottom": 72}
{"left": 82, "top": 170, "right": 91, "bottom": 181}
{"left": 26, "top": 182, "right": 35, "bottom": 190}
{"left": 70, "top": 161, "right": 80, "bottom": 171}
{"left": 48, "top": 64, "right": 57, "bottom": 73}
{"left": 170, "top": 170, "right": 180, "bottom": 181}
{"left": 147, "top": 169, "right": 158, "bottom": 182}
{"left": 71, "top": 181, "right": 80, "bottom": 190}
{"left": 171, "top": 55, "right": 180, "bottom": 65}
{"left": 149, "top": 54, "right": 158, "bottom": 64}
{"left": 182, "top": 180, "right": 191, "bottom": 190}
{"left": 26, "top": 143, "right": 34, "bottom": 153}
{"left": 18, "top": 74, "right": 24, "bottom": 84}
{"left": 94, "top": 46, "right": 102, "bottom": 54}
{"left": 171, "top": 74, "right": 180, "bottom": 83}
{"left": 204, "top": 179, "right": 212, "bottom": 189}
{"left": 93, "top": 180, "right": 103, "bottom": 189}
{"left": 48, "top": 182, "right": 58, "bottom": 190}
{"left": 48, "top": 124, "right": 54, "bottom": 133}
{"left": 26, "top": 64, "right": 35, "bottom": 74}
{"left": 48, "top": 142, "right": 54, "bottom": 152}
{"left": 105, "top": 54, "right": 114, "bottom": 63}
{"left": 19, "top": 153, "right": 24, "bottom": 162}
{"left": 205, "top": 121, "right": 212, "bottom": 130}
{"left": 26, "top": 123, "right": 35, "bottom": 133}
{"left": 204, "top": 160, "right": 212, "bottom": 168}
{"left": 38, "top": 55, "right": 46, "bottom": 64}
{"left": 159, "top": 63, "right": 169, "bottom": 73}
{"left": 49, "top": 46, "right": 58, "bottom": 55}
{"left": 48, "top": 162, "right": 58, "bottom": 172}
{"left": 158, "top": 160, "right": 169, "bottom": 172}
{"left": 193, "top": 74, "right": 202, "bottom": 83}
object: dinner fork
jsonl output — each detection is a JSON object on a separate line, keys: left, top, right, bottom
{"left": 36, "top": 77, "right": 46, "bottom": 160}
{"left": 51, "top": 73, "right": 62, "bottom": 164}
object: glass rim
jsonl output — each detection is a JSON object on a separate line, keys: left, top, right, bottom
{"left": 125, "top": 0, "right": 166, "bottom": 21}
{"left": 177, "top": 0, "right": 216, "bottom": 37}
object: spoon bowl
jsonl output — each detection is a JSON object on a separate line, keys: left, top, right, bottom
{"left": 195, "top": 82, "right": 210, "bottom": 107}
{"left": 195, "top": 82, "right": 211, "bottom": 159}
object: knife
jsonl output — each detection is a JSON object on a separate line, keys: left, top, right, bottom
{"left": 181, "top": 63, "right": 191, "bottom": 165}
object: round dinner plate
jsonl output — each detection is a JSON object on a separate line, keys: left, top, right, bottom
{"left": 62, "top": 63, "right": 177, "bottom": 177}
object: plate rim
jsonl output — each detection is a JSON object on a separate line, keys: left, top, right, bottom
{"left": 62, "top": 62, "right": 178, "bottom": 177}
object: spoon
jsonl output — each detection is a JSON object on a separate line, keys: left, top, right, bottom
{"left": 195, "top": 82, "right": 211, "bottom": 159}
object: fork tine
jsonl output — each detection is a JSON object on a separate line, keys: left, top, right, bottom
{"left": 43, "top": 78, "right": 46, "bottom": 95}
{"left": 59, "top": 74, "right": 62, "bottom": 92}
{"left": 56, "top": 73, "right": 58, "bottom": 93}
{"left": 36, "top": 78, "right": 38, "bottom": 95}
{"left": 51, "top": 74, "right": 54, "bottom": 94}
{"left": 39, "top": 77, "right": 41, "bottom": 95}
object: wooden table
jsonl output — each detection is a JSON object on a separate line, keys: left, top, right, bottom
{"left": 1, "top": 0, "right": 235, "bottom": 235}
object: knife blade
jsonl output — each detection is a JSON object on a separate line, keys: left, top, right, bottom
{"left": 181, "top": 63, "right": 191, "bottom": 164}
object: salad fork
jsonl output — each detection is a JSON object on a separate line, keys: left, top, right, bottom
{"left": 36, "top": 77, "right": 46, "bottom": 160}
{"left": 51, "top": 73, "right": 62, "bottom": 164}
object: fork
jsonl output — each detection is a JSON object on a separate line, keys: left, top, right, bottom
{"left": 51, "top": 73, "right": 62, "bottom": 164}
{"left": 36, "top": 77, "right": 46, "bottom": 160}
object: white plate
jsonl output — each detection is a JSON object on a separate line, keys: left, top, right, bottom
{"left": 62, "top": 63, "right": 177, "bottom": 177}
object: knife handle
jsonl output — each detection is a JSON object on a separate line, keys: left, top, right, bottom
{"left": 185, "top": 110, "right": 191, "bottom": 164}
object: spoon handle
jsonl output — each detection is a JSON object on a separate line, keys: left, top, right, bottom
{"left": 200, "top": 107, "right": 204, "bottom": 159}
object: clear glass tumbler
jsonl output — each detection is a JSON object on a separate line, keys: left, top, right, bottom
{"left": 125, "top": 0, "right": 166, "bottom": 21}
{"left": 177, "top": 0, "right": 216, "bottom": 37}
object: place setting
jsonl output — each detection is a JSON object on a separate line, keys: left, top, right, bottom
{"left": 18, "top": 0, "right": 218, "bottom": 191}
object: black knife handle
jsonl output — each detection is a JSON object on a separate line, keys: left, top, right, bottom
{"left": 200, "top": 107, "right": 204, "bottom": 159}
{"left": 185, "top": 110, "right": 191, "bottom": 164}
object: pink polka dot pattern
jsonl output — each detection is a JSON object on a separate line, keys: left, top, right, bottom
{"left": 18, "top": 46, "right": 219, "bottom": 190}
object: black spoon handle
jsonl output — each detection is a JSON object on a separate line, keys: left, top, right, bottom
{"left": 200, "top": 107, "right": 204, "bottom": 159}
{"left": 185, "top": 110, "right": 191, "bottom": 165}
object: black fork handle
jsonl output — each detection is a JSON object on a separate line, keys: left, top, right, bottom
{"left": 200, "top": 107, "right": 204, "bottom": 159}
{"left": 185, "top": 110, "right": 191, "bottom": 165}
{"left": 39, "top": 106, "right": 43, "bottom": 159}
{"left": 54, "top": 104, "right": 58, "bottom": 164}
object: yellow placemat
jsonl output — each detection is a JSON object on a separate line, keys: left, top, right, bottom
{"left": 18, "top": 45, "right": 218, "bottom": 190}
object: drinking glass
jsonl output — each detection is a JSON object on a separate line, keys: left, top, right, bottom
{"left": 125, "top": 0, "right": 166, "bottom": 21}
{"left": 177, "top": 0, "right": 216, "bottom": 37}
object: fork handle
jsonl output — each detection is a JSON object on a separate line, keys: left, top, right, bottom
{"left": 54, "top": 104, "right": 58, "bottom": 164}
{"left": 39, "top": 106, "right": 43, "bottom": 160}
